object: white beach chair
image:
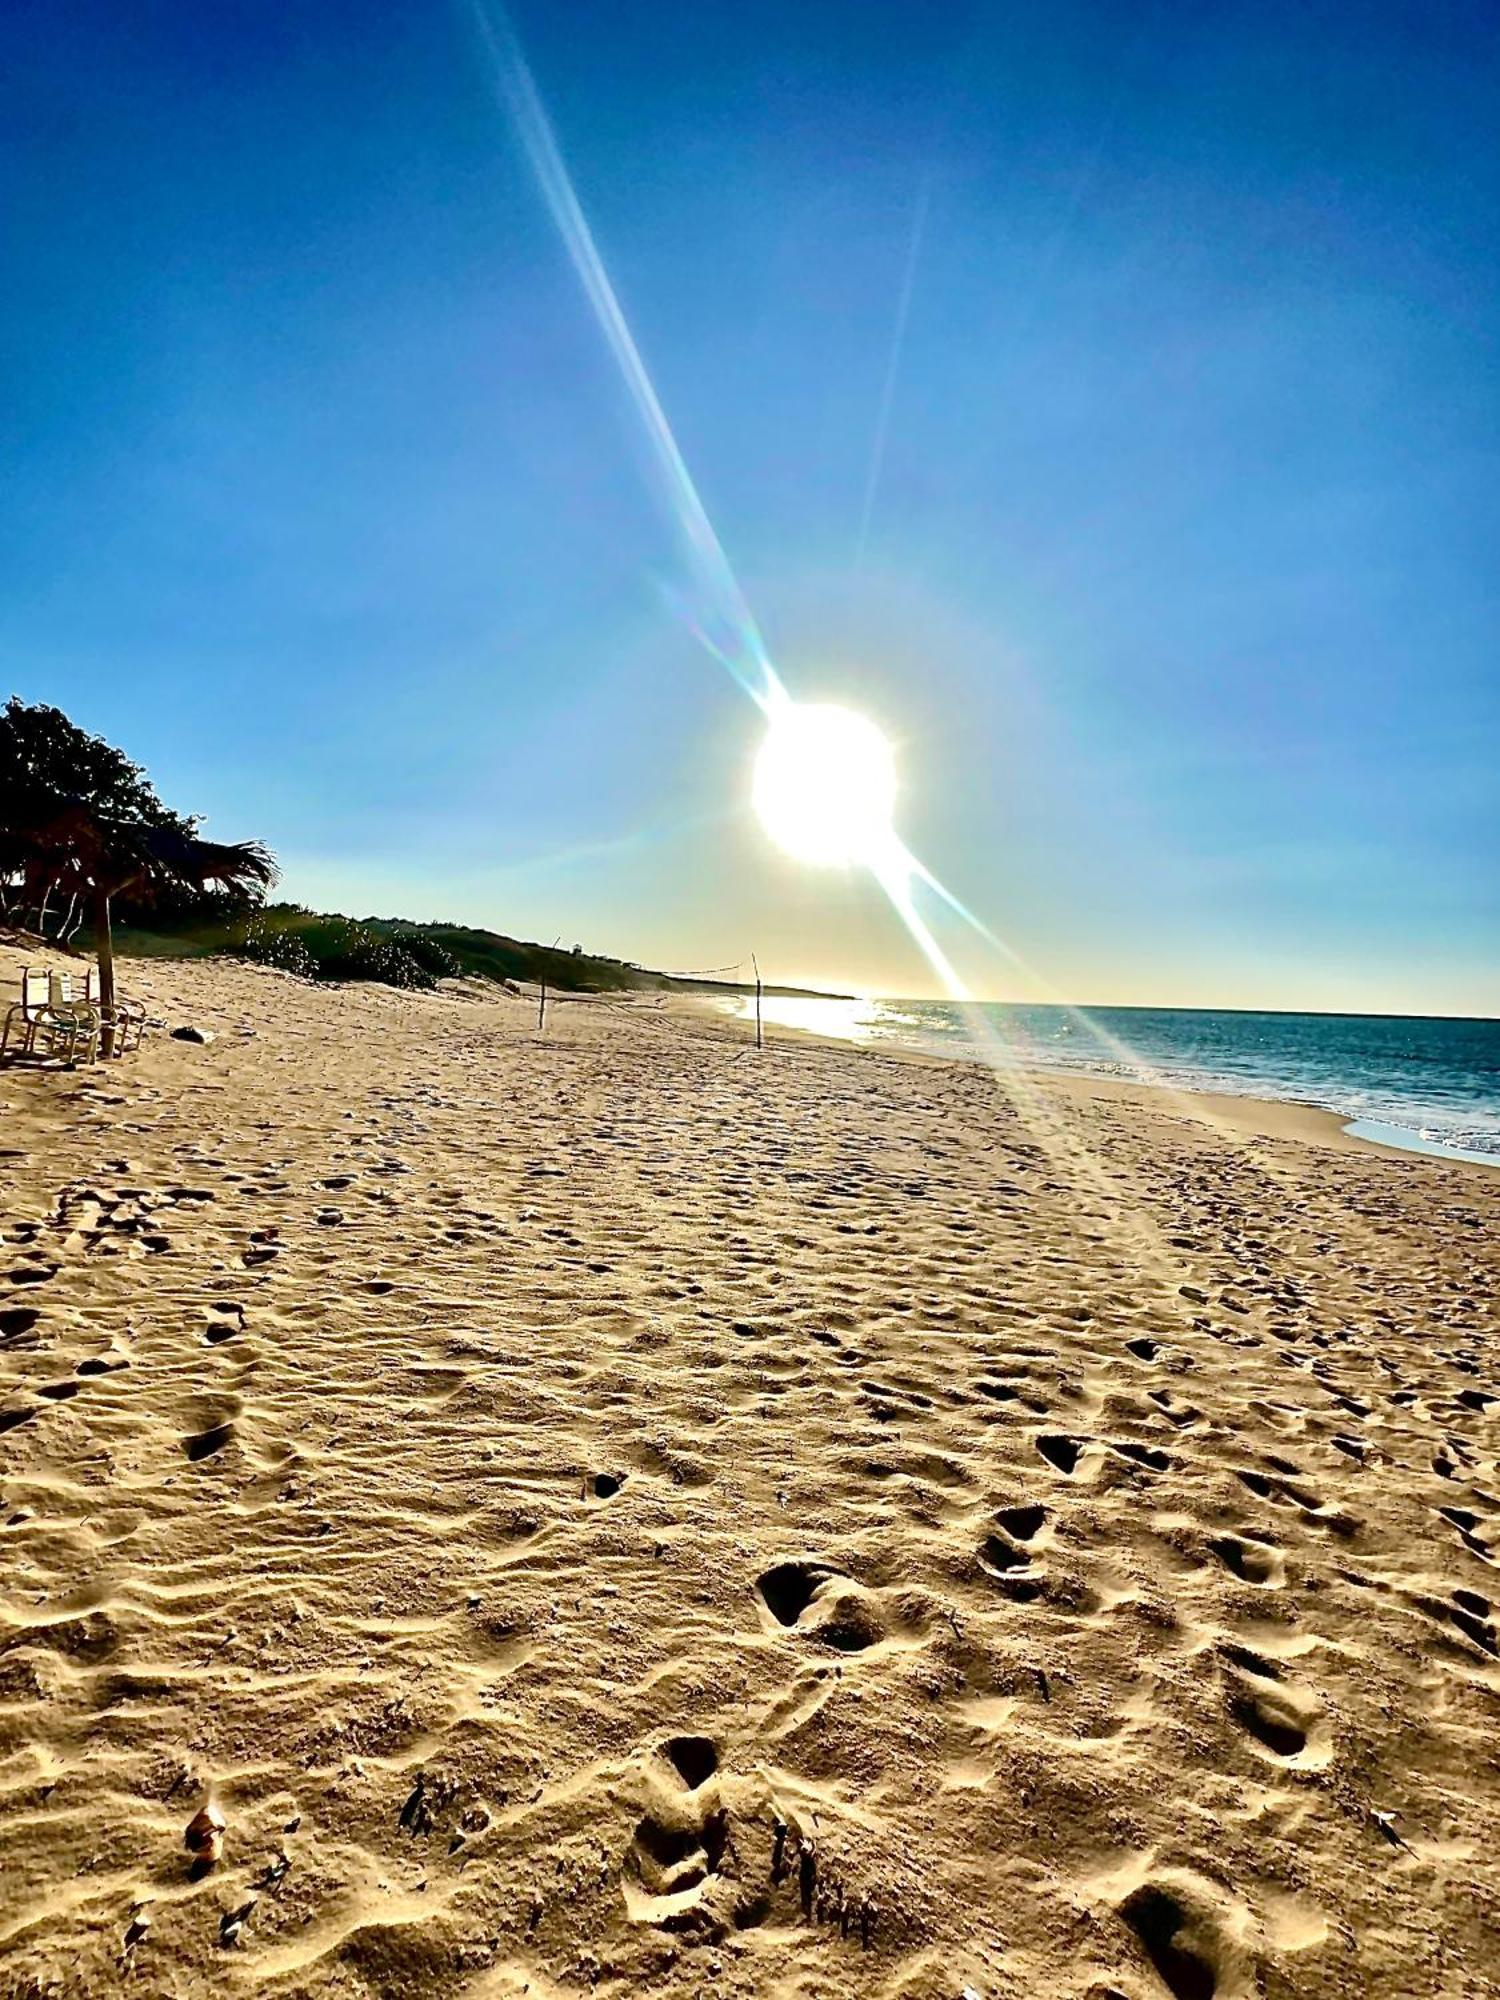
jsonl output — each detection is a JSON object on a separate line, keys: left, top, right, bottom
{"left": 0, "top": 967, "right": 97, "bottom": 1064}
{"left": 84, "top": 968, "right": 146, "bottom": 1055}
{"left": 45, "top": 971, "right": 102, "bottom": 1065}
{"left": 0, "top": 967, "right": 50, "bottom": 1059}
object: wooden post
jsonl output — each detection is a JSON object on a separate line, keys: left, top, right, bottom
{"left": 538, "top": 936, "right": 560, "bottom": 1036}
{"left": 93, "top": 890, "right": 117, "bottom": 1057}
{"left": 753, "top": 953, "right": 763, "bottom": 1052}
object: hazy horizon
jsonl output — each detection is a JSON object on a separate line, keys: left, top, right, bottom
{"left": 6, "top": 0, "right": 1496, "bottom": 1017}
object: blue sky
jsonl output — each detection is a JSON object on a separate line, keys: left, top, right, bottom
{"left": 4, "top": 0, "right": 1496, "bottom": 1010}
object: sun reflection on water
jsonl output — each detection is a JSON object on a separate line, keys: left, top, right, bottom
{"left": 729, "top": 993, "right": 883, "bottom": 1043}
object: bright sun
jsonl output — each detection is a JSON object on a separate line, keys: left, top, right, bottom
{"left": 753, "top": 702, "right": 898, "bottom": 869}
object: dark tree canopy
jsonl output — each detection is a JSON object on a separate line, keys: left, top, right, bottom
{"left": 0, "top": 696, "right": 274, "bottom": 939}
{"left": 0, "top": 697, "right": 185, "bottom": 832}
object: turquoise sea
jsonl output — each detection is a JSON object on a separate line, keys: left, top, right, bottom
{"left": 733, "top": 995, "right": 1500, "bottom": 1166}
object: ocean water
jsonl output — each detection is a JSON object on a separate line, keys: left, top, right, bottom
{"left": 732, "top": 995, "right": 1500, "bottom": 1165}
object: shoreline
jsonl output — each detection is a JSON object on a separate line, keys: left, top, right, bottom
{"left": 693, "top": 993, "right": 1500, "bottom": 1173}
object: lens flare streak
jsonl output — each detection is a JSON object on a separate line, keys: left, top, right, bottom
{"left": 469, "top": 1, "right": 784, "bottom": 716}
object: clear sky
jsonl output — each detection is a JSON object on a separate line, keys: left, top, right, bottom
{"left": 5, "top": 0, "right": 1497, "bottom": 1012}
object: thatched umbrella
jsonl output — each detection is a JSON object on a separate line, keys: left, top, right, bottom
{"left": 7, "top": 799, "right": 276, "bottom": 1049}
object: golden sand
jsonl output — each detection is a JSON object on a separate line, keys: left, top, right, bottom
{"left": 1, "top": 945, "right": 1497, "bottom": 1998}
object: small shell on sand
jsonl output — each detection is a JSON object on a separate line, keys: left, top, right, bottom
{"left": 184, "top": 1803, "right": 226, "bottom": 1866}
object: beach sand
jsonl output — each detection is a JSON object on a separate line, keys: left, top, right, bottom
{"left": 1, "top": 944, "right": 1497, "bottom": 1998}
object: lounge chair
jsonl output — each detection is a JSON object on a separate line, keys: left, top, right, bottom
{"left": 84, "top": 968, "right": 146, "bottom": 1054}
{"left": 0, "top": 967, "right": 50, "bottom": 1060}
{"left": 0, "top": 967, "right": 97, "bottom": 1064}
{"left": 45, "top": 970, "right": 102, "bottom": 1064}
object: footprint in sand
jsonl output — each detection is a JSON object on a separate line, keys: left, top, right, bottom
{"left": 995, "top": 1501, "right": 1047, "bottom": 1541}
{"left": 1413, "top": 1587, "right": 1499, "bottom": 1657}
{"left": 1036, "top": 1433, "right": 1089, "bottom": 1476}
{"left": 183, "top": 1421, "right": 236, "bottom": 1462}
{"left": 624, "top": 1732, "right": 731, "bottom": 1927}
{"left": 978, "top": 1503, "right": 1050, "bottom": 1599}
{"left": 1208, "top": 1533, "right": 1285, "bottom": 1587}
{"left": 182, "top": 1399, "right": 242, "bottom": 1463}
{"left": 654, "top": 1734, "right": 719, "bottom": 1791}
{"left": 203, "top": 1298, "right": 247, "bottom": 1345}
{"left": 974, "top": 1378, "right": 1021, "bottom": 1404}
{"left": 977, "top": 1532, "right": 1034, "bottom": 1578}
{"left": 1147, "top": 1390, "right": 1200, "bottom": 1428}
{"left": 625, "top": 1808, "right": 729, "bottom": 1922}
{"left": 1119, "top": 1878, "right": 1237, "bottom": 2000}
{"left": 1111, "top": 1440, "right": 1174, "bottom": 1473}
{"left": 76, "top": 1346, "right": 131, "bottom": 1376}
{"left": 1228, "top": 1678, "right": 1325, "bottom": 1763}
{"left": 1435, "top": 1504, "right": 1493, "bottom": 1561}
{"left": 754, "top": 1560, "right": 924, "bottom": 1654}
{"left": 1220, "top": 1643, "right": 1282, "bottom": 1680}
{"left": 0, "top": 1307, "right": 42, "bottom": 1350}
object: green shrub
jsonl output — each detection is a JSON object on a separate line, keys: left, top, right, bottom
{"left": 221, "top": 912, "right": 437, "bottom": 988}
{"left": 236, "top": 929, "right": 318, "bottom": 979}
{"left": 396, "top": 931, "right": 461, "bottom": 980}
{"left": 323, "top": 931, "right": 435, "bottom": 989}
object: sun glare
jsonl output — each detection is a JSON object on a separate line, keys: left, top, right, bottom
{"left": 753, "top": 702, "right": 898, "bottom": 869}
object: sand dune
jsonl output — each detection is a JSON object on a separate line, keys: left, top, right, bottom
{"left": 1, "top": 944, "right": 1497, "bottom": 1998}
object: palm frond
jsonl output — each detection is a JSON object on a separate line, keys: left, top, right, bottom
{"left": 139, "top": 828, "right": 278, "bottom": 894}
{"left": 0, "top": 799, "right": 277, "bottom": 905}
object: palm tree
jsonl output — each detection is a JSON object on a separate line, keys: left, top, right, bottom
{"left": 1, "top": 701, "right": 275, "bottom": 1049}
{"left": 8, "top": 800, "right": 276, "bottom": 1046}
